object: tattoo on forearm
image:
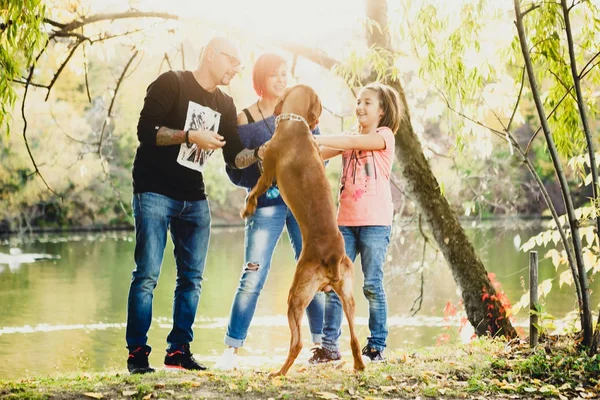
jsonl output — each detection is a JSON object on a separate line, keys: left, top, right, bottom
{"left": 156, "top": 127, "right": 185, "bottom": 146}
{"left": 235, "top": 148, "right": 259, "bottom": 169}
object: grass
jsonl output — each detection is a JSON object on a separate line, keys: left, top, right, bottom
{"left": 1, "top": 336, "right": 598, "bottom": 399}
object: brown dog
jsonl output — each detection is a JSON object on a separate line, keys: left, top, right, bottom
{"left": 241, "top": 85, "right": 366, "bottom": 376}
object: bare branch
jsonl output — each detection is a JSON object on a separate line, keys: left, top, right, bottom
{"left": 180, "top": 42, "right": 185, "bottom": 70}
{"left": 159, "top": 53, "right": 173, "bottom": 74}
{"left": 276, "top": 41, "right": 339, "bottom": 70}
{"left": 100, "top": 158, "right": 132, "bottom": 223}
{"left": 83, "top": 42, "right": 92, "bottom": 103}
{"left": 97, "top": 50, "right": 139, "bottom": 153}
{"left": 521, "top": 3, "right": 541, "bottom": 16}
{"left": 58, "top": 11, "right": 179, "bottom": 33}
{"left": 548, "top": 69, "right": 577, "bottom": 101}
{"left": 525, "top": 61, "right": 598, "bottom": 155}
{"left": 507, "top": 67, "right": 526, "bottom": 132}
{"left": 20, "top": 39, "right": 62, "bottom": 199}
{"left": 43, "top": 18, "right": 65, "bottom": 29}
{"left": 11, "top": 79, "right": 49, "bottom": 89}
{"left": 579, "top": 50, "right": 600, "bottom": 79}
{"left": 44, "top": 39, "right": 85, "bottom": 101}
{"left": 49, "top": 108, "right": 92, "bottom": 145}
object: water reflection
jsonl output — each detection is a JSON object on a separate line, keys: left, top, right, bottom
{"left": 0, "top": 221, "right": 590, "bottom": 379}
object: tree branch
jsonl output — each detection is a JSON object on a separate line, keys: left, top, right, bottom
{"left": 44, "top": 39, "right": 85, "bottom": 101}
{"left": 97, "top": 50, "right": 139, "bottom": 153}
{"left": 20, "top": 39, "right": 62, "bottom": 199}
{"left": 507, "top": 67, "right": 526, "bottom": 132}
{"left": 515, "top": 0, "right": 592, "bottom": 347}
{"left": 561, "top": 0, "right": 600, "bottom": 316}
{"left": 525, "top": 54, "right": 599, "bottom": 155}
{"left": 57, "top": 11, "right": 179, "bottom": 33}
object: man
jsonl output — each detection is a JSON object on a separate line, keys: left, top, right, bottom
{"left": 126, "top": 37, "right": 264, "bottom": 374}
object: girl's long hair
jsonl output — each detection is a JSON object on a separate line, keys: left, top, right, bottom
{"left": 361, "top": 82, "right": 403, "bottom": 133}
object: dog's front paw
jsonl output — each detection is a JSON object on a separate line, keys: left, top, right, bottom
{"left": 240, "top": 199, "right": 257, "bottom": 219}
{"left": 268, "top": 370, "right": 284, "bottom": 378}
{"left": 354, "top": 360, "right": 366, "bottom": 372}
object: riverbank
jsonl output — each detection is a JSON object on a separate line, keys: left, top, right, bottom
{"left": 0, "top": 215, "right": 551, "bottom": 239}
{"left": 1, "top": 336, "right": 597, "bottom": 399}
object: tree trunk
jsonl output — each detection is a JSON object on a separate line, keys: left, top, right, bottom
{"left": 365, "top": 0, "right": 516, "bottom": 337}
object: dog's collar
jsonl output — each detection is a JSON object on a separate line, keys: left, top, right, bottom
{"left": 275, "top": 113, "right": 309, "bottom": 129}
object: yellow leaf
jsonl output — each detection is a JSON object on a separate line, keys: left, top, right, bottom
{"left": 84, "top": 393, "right": 104, "bottom": 399}
{"left": 559, "top": 270, "right": 573, "bottom": 288}
{"left": 546, "top": 249, "right": 561, "bottom": 269}
{"left": 316, "top": 392, "right": 339, "bottom": 399}
{"left": 229, "top": 383, "right": 238, "bottom": 390}
{"left": 142, "top": 394, "right": 152, "bottom": 400}
{"left": 583, "top": 250, "right": 597, "bottom": 272}
{"left": 539, "top": 279, "right": 552, "bottom": 297}
{"left": 272, "top": 377, "right": 285, "bottom": 387}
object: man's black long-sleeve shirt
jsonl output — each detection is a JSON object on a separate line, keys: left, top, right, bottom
{"left": 132, "top": 70, "right": 243, "bottom": 201}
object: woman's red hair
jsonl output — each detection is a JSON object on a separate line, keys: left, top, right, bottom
{"left": 252, "top": 53, "right": 286, "bottom": 97}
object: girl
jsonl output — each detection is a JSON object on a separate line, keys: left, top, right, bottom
{"left": 215, "top": 53, "right": 325, "bottom": 370}
{"left": 310, "top": 82, "right": 402, "bottom": 363}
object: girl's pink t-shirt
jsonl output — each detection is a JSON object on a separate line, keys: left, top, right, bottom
{"left": 337, "top": 127, "right": 396, "bottom": 226}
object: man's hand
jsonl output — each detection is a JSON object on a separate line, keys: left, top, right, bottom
{"left": 189, "top": 129, "right": 226, "bottom": 150}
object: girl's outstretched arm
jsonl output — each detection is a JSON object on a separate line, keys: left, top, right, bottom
{"left": 319, "top": 145, "right": 343, "bottom": 160}
{"left": 315, "top": 133, "right": 386, "bottom": 151}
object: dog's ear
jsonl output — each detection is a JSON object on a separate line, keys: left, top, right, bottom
{"left": 308, "top": 91, "right": 323, "bottom": 129}
{"left": 274, "top": 88, "right": 291, "bottom": 116}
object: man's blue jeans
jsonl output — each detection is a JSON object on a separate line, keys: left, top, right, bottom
{"left": 322, "top": 225, "right": 391, "bottom": 352}
{"left": 126, "top": 192, "right": 211, "bottom": 352}
{"left": 225, "top": 204, "right": 325, "bottom": 348}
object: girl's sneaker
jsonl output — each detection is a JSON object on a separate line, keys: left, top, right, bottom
{"left": 361, "top": 345, "right": 384, "bottom": 362}
{"left": 214, "top": 347, "right": 238, "bottom": 371}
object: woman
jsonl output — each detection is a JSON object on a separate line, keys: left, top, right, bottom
{"left": 215, "top": 53, "right": 324, "bottom": 370}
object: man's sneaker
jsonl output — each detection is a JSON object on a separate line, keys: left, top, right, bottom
{"left": 308, "top": 346, "right": 342, "bottom": 364}
{"left": 127, "top": 346, "right": 155, "bottom": 374}
{"left": 361, "top": 345, "right": 385, "bottom": 362}
{"left": 164, "top": 344, "right": 207, "bottom": 371}
{"left": 214, "top": 347, "right": 238, "bottom": 371}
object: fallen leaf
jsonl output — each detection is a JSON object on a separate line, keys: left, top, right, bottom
{"left": 142, "top": 394, "right": 152, "bottom": 400}
{"left": 229, "top": 383, "right": 238, "bottom": 390}
{"left": 523, "top": 387, "right": 537, "bottom": 393}
{"left": 122, "top": 390, "right": 137, "bottom": 396}
{"left": 316, "top": 392, "right": 339, "bottom": 399}
{"left": 154, "top": 383, "right": 166, "bottom": 389}
{"left": 83, "top": 393, "right": 104, "bottom": 399}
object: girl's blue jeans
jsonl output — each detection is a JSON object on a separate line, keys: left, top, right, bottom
{"left": 126, "top": 192, "right": 211, "bottom": 352}
{"left": 225, "top": 204, "right": 325, "bottom": 348}
{"left": 322, "top": 225, "right": 391, "bottom": 352}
